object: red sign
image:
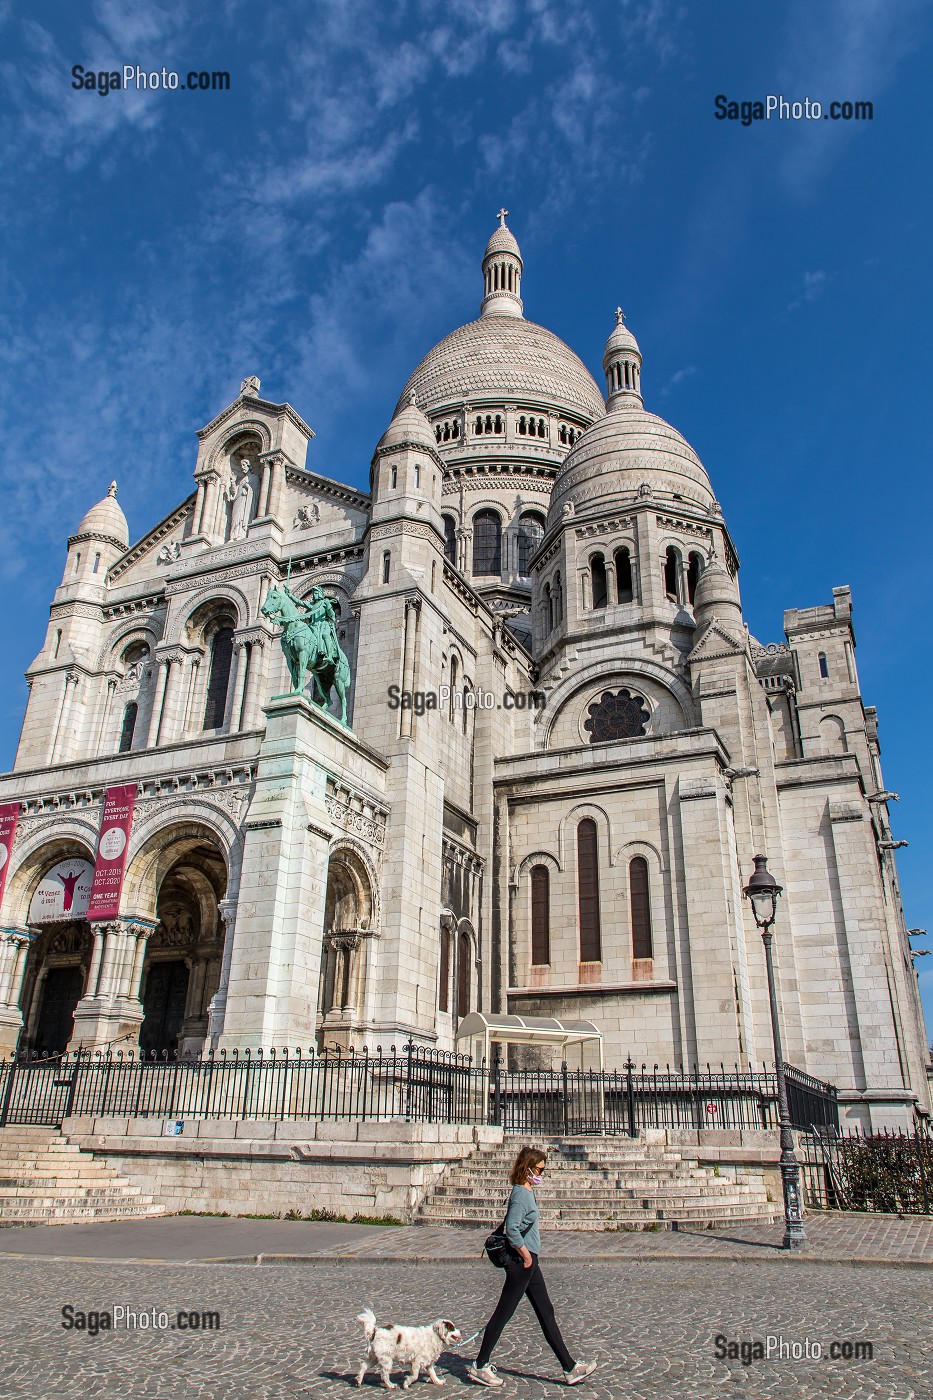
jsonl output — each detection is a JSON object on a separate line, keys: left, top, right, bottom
{"left": 87, "top": 784, "right": 137, "bottom": 921}
{"left": 0, "top": 802, "right": 20, "bottom": 914}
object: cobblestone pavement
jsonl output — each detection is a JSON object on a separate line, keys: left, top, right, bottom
{"left": 0, "top": 1255, "right": 929, "bottom": 1400}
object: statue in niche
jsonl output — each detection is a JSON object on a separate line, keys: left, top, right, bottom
{"left": 226, "top": 451, "right": 257, "bottom": 541}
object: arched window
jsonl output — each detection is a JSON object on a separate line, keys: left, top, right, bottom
{"left": 439, "top": 929, "right": 451, "bottom": 1013}
{"left": 544, "top": 583, "right": 553, "bottom": 633}
{"left": 93, "top": 552, "right": 101, "bottom": 574}
{"left": 203, "top": 625, "right": 234, "bottom": 730}
{"left": 472, "top": 511, "right": 502, "bottom": 575}
{"left": 517, "top": 512, "right": 545, "bottom": 575}
{"left": 615, "top": 548, "right": 633, "bottom": 603}
{"left": 591, "top": 554, "right": 608, "bottom": 609}
{"left": 554, "top": 573, "right": 564, "bottom": 624}
{"left": 818, "top": 652, "right": 829, "bottom": 679}
{"left": 449, "top": 655, "right": 458, "bottom": 720}
{"left": 118, "top": 702, "right": 138, "bottom": 753}
{"left": 630, "top": 856, "right": 653, "bottom": 961}
{"left": 390, "top": 465, "right": 398, "bottom": 489}
{"left": 663, "top": 547, "right": 680, "bottom": 601}
{"left": 443, "top": 515, "right": 457, "bottom": 565}
{"left": 382, "top": 551, "right": 391, "bottom": 584}
{"left": 686, "top": 551, "right": 703, "bottom": 605}
{"left": 530, "top": 865, "right": 550, "bottom": 965}
{"left": 457, "top": 931, "right": 471, "bottom": 1018}
{"left": 577, "top": 818, "right": 602, "bottom": 962}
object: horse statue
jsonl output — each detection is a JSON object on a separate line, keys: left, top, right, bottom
{"left": 260, "top": 583, "right": 351, "bottom": 726}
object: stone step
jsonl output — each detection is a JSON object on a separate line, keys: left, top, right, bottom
{"left": 0, "top": 1204, "right": 167, "bottom": 1223}
{"left": 0, "top": 1183, "right": 147, "bottom": 1200}
{"left": 430, "top": 1186, "right": 767, "bottom": 1204}
{"left": 417, "top": 1205, "right": 775, "bottom": 1227}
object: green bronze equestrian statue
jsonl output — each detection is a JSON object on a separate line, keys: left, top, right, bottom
{"left": 260, "top": 582, "right": 351, "bottom": 725}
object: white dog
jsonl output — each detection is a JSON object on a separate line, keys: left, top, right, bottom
{"left": 355, "top": 1308, "right": 461, "bottom": 1390}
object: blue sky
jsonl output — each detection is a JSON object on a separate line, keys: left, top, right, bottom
{"left": 2, "top": 0, "right": 932, "bottom": 1032}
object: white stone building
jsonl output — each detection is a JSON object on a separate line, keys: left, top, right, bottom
{"left": 0, "top": 216, "right": 928, "bottom": 1130}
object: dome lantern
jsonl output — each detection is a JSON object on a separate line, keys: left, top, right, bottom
{"left": 480, "top": 208, "right": 524, "bottom": 319}
{"left": 603, "top": 307, "right": 643, "bottom": 411}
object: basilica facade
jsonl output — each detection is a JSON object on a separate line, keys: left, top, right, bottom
{"left": 0, "top": 216, "right": 928, "bottom": 1130}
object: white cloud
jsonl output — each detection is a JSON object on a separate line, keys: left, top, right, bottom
{"left": 660, "top": 364, "right": 697, "bottom": 397}
{"left": 787, "top": 269, "right": 828, "bottom": 312}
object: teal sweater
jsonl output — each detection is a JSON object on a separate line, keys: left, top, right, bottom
{"left": 503, "top": 1183, "right": 541, "bottom": 1256}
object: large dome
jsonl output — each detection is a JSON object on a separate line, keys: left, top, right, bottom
{"left": 548, "top": 407, "right": 717, "bottom": 527}
{"left": 395, "top": 317, "right": 605, "bottom": 422}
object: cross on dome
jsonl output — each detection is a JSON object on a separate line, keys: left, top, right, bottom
{"left": 108, "top": 481, "right": 118, "bottom": 497}
{"left": 497, "top": 207, "right": 509, "bottom": 227}
{"left": 615, "top": 307, "right": 625, "bottom": 325}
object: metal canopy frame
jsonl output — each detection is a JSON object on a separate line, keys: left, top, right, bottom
{"left": 455, "top": 1013, "right": 605, "bottom": 1070}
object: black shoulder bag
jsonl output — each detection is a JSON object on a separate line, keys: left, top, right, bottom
{"left": 482, "top": 1207, "right": 516, "bottom": 1268}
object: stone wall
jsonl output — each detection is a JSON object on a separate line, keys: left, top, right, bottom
{"left": 61, "top": 1116, "right": 503, "bottom": 1219}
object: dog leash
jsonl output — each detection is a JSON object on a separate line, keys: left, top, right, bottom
{"left": 452, "top": 1330, "right": 483, "bottom": 1349}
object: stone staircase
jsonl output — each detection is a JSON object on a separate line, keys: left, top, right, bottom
{"left": 416, "top": 1136, "right": 777, "bottom": 1231}
{"left": 0, "top": 1126, "right": 166, "bottom": 1225}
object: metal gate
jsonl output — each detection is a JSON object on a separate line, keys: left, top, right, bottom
{"left": 0, "top": 1056, "right": 78, "bottom": 1128}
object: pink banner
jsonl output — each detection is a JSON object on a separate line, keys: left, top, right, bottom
{"left": 87, "top": 784, "right": 137, "bottom": 921}
{"left": 0, "top": 801, "right": 20, "bottom": 915}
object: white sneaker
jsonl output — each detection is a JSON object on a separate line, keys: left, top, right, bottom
{"left": 467, "top": 1362, "right": 505, "bottom": 1387}
{"left": 565, "top": 1360, "right": 598, "bottom": 1385}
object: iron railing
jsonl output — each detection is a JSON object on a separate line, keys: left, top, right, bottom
{"left": 0, "top": 1045, "right": 839, "bottom": 1136}
{"left": 801, "top": 1126, "right": 933, "bottom": 1214}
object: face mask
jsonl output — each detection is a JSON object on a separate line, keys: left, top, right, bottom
{"left": 527, "top": 1171, "right": 543, "bottom": 1186}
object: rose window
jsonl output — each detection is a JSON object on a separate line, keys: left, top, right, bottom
{"left": 583, "top": 689, "right": 650, "bottom": 743}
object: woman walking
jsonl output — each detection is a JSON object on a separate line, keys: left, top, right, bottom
{"left": 467, "top": 1146, "right": 597, "bottom": 1388}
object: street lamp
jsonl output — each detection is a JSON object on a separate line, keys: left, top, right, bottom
{"left": 743, "top": 854, "right": 807, "bottom": 1250}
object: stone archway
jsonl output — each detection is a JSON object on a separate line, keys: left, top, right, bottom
{"left": 317, "top": 845, "right": 377, "bottom": 1050}
{"left": 12, "top": 844, "right": 95, "bottom": 1056}
{"left": 136, "top": 827, "right": 228, "bottom": 1056}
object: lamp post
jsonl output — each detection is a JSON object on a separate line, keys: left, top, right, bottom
{"left": 743, "top": 854, "right": 807, "bottom": 1250}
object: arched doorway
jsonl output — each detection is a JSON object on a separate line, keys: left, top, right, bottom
{"left": 317, "top": 846, "right": 375, "bottom": 1050}
{"left": 18, "top": 850, "right": 94, "bottom": 1055}
{"left": 125, "top": 823, "right": 228, "bottom": 1057}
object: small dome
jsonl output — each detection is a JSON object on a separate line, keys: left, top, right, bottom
{"left": 72, "top": 482, "right": 129, "bottom": 548}
{"left": 376, "top": 393, "right": 437, "bottom": 453}
{"left": 548, "top": 408, "right": 716, "bottom": 526}
{"left": 604, "top": 307, "right": 640, "bottom": 359}
{"left": 693, "top": 555, "right": 738, "bottom": 614}
{"left": 484, "top": 223, "right": 522, "bottom": 260}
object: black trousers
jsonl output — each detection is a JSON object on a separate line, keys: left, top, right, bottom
{"left": 476, "top": 1253, "right": 575, "bottom": 1371}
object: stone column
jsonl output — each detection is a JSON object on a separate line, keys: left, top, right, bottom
{"left": 180, "top": 656, "right": 202, "bottom": 737}
{"left": 94, "top": 677, "right": 118, "bottom": 755}
{"left": 224, "top": 640, "right": 249, "bottom": 733}
{"left": 49, "top": 674, "right": 80, "bottom": 763}
{"left": 266, "top": 456, "right": 285, "bottom": 522}
{"left": 155, "top": 652, "right": 185, "bottom": 745}
{"left": 70, "top": 917, "right": 158, "bottom": 1049}
{"left": 240, "top": 637, "right": 267, "bottom": 730}
{"left": 199, "top": 472, "right": 222, "bottom": 540}
{"left": 146, "top": 660, "right": 171, "bottom": 747}
{"left": 206, "top": 897, "right": 237, "bottom": 1045}
{"left": 0, "top": 927, "right": 33, "bottom": 1055}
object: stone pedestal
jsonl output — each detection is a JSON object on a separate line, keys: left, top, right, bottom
{"left": 69, "top": 917, "right": 157, "bottom": 1050}
{"left": 219, "top": 694, "right": 387, "bottom": 1050}
{"left": 0, "top": 927, "right": 33, "bottom": 1055}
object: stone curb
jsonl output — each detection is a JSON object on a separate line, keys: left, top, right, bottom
{"left": 1, "top": 1248, "right": 930, "bottom": 1270}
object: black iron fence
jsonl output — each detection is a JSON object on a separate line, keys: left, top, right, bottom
{"left": 0, "top": 1045, "right": 839, "bottom": 1137}
{"left": 801, "top": 1127, "right": 933, "bottom": 1214}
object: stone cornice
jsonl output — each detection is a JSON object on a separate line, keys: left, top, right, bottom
{"left": 285, "top": 463, "right": 370, "bottom": 511}
{"left": 196, "top": 393, "right": 313, "bottom": 443}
